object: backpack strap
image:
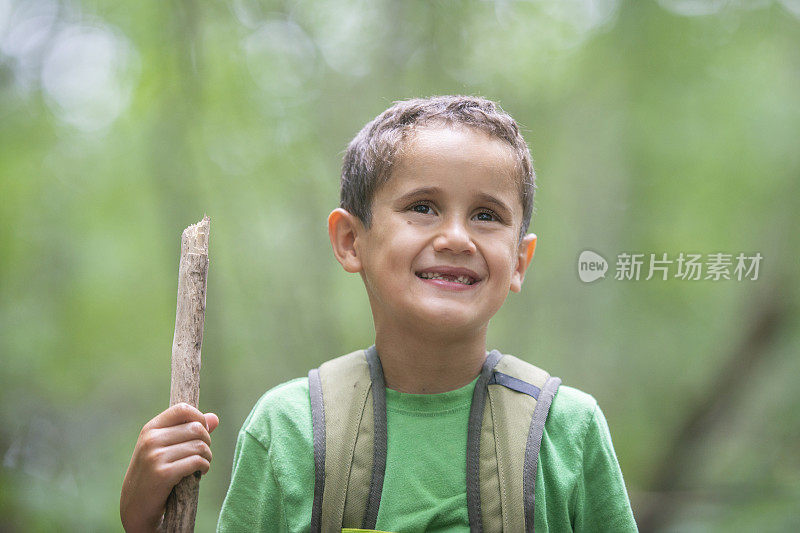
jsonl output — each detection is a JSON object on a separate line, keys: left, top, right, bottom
{"left": 309, "top": 346, "right": 387, "bottom": 532}
{"left": 467, "top": 352, "right": 561, "bottom": 533}
{"left": 523, "top": 373, "right": 561, "bottom": 533}
{"left": 466, "top": 350, "right": 504, "bottom": 532}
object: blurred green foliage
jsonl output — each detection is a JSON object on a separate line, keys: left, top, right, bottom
{"left": 1, "top": 0, "right": 799, "bottom": 530}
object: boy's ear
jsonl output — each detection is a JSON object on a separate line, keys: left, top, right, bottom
{"left": 510, "top": 233, "right": 537, "bottom": 293}
{"left": 328, "top": 208, "right": 363, "bottom": 273}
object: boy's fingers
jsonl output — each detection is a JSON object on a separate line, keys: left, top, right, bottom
{"left": 205, "top": 413, "right": 219, "bottom": 434}
{"left": 150, "top": 421, "right": 212, "bottom": 448}
{"left": 148, "top": 403, "right": 206, "bottom": 430}
{"left": 156, "top": 440, "right": 213, "bottom": 466}
{"left": 164, "top": 454, "right": 212, "bottom": 482}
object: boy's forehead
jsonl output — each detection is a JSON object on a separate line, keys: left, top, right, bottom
{"left": 404, "top": 125, "right": 516, "bottom": 162}
{"left": 392, "top": 125, "right": 520, "bottom": 192}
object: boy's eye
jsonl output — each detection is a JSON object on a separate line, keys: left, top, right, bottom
{"left": 410, "top": 203, "right": 433, "bottom": 215}
{"left": 474, "top": 210, "right": 499, "bottom": 222}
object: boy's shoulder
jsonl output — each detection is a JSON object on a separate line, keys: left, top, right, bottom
{"left": 551, "top": 384, "right": 598, "bottom": 415}
{"left": 241, "top": 376, "right": 311, "bottom": 448}
{"left": 546, "top": 384, "right": 601, "bottom": 439}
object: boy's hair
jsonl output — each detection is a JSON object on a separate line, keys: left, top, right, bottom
{"left": 340, "top": 95, "right": 535, "bottom": 241}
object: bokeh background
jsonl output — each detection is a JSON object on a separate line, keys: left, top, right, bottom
{"left": 1, "top": 0, "right": 799, "bottom": 530}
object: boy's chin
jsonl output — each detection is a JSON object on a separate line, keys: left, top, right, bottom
{"left": 406, "top": 307, "right": 492, "bottom": 337}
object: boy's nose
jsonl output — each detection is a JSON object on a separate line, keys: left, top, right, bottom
{"left": 433, "top": 218, "right": 477, "bottom": 255}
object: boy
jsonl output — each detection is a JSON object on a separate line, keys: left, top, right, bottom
{"left": 121, "top": 96, "right": 637, "bottom": 531}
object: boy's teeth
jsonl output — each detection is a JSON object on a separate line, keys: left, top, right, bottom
{"left": 419, "top": 272, "right": 473, "bottom": 285}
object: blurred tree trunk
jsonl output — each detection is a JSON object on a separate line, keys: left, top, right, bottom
{"left": 638, "top": 285, "right": 790, "bottom": 531}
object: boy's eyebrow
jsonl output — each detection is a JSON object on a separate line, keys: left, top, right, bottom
{"left": 475, "top": 192, "right": 513, "bottom": 214}
{"left": 396, "top": 186, "right": 440, "bottom": 203}
{"left": 396, "top": 187, "right": 513, "bottom": 213}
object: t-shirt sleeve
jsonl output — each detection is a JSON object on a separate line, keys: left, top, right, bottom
{"left": 572, "top": 404, "right": 638, "bottom": 532}
{"left": 216, "top": 427, "right": 287, "bottom": 532}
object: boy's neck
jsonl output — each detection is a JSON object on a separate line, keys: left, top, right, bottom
{"left": 375, "top": 326, "right": 488, "bottom": 394}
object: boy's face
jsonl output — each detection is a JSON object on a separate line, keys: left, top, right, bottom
{"left": 333, "top": 125, "right": 535, "bottom": 337}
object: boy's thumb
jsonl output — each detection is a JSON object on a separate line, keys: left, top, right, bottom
{"left": 204, "top": 413, "right": 220, "bottom": 434}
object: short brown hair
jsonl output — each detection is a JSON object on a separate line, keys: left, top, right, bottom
{"left": 340, "top": 95, "right": 535, "bottom": 241}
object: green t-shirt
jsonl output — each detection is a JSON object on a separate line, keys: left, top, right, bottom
{"left": 217, "top": 375, "right": 637, "bottom": 532}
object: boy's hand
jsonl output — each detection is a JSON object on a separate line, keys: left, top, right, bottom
{"left": 120, "top": 403, "right": 219, "bottom": 533}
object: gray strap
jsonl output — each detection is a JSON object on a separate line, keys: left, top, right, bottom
{"left": 363, "top": 345, "right": 387, "bottom": 529}
{"left": 466, "top": 350, "right": 504, "bottom": 532}
{"left": 308, "top": 368, "right": 325, "bottom": 533}
{"left": 489, "top": 371, "right": 541, "bottom": 400}
{"left": 523, "top": 376, "right": 561, "bottom": 533}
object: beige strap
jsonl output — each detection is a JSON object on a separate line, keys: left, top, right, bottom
{"left": 478, "top": 394, "right": 503, "bottom": 532}
{"left": 481, "top": 355, "right": 552, "bottom": 532}
{"left": 341, "top": 385, "right": 374, "bottom": 527}
{"left": 318, "top": 350, "right": 373, "bottom": 532}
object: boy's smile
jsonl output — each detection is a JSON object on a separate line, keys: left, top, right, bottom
{"left": 339, "top": 125, "right": 536, "bottom": 339}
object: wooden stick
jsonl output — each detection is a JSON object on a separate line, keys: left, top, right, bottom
{"left": 164, "top": 215, "right": 210, "bottom": 532}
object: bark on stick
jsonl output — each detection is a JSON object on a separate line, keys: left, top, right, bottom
{"left": 164, "top": 215, "right": 210, "bottom": 533}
